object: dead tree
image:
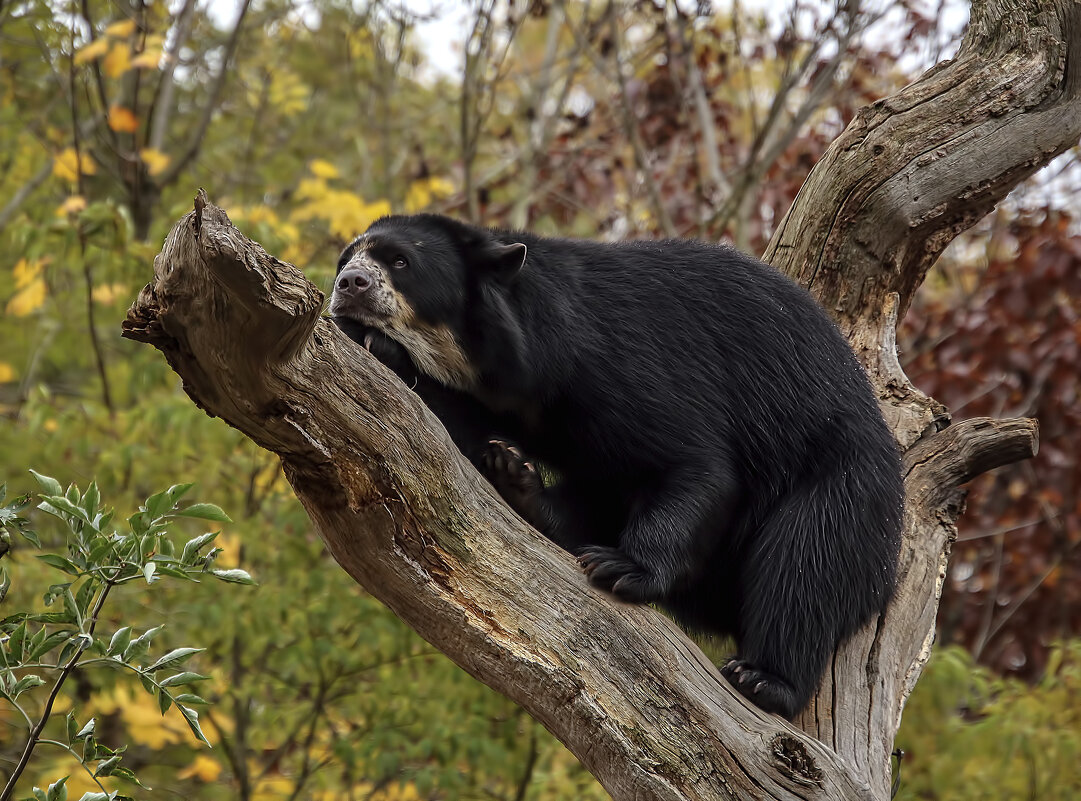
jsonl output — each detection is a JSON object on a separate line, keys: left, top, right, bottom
{"left": 123, "top": 2, "right": 1078, "bottom": 798}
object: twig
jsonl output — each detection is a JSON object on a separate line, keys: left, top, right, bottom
{"left": 158, "top": 0, "right": 252, "bottom": 187}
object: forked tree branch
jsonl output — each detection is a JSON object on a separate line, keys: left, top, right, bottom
{"left": 122, "top": 0, "right": 1076, "bottom": 797}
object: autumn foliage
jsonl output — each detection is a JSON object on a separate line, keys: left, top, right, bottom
{"left": 902, "top": 210, "right": 1081, "bottom": 677}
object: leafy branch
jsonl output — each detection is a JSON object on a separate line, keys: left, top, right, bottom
{"left": 0, "top": 475, "right": 254, "bottom": 801}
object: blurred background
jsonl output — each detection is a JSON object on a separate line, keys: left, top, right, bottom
{"left": 1, "top": 0, "right": 1079, "bottom": 798}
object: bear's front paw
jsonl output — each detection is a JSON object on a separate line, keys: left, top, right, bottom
{"left": 481, "top": 440, "right": 543, "bottom": 519}
{"left": 575, "top": 546, "right": 663, "bottom": 603}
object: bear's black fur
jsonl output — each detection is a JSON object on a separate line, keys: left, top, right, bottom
{"left": 330, "top": 214, "right": 905, "bottom": 719}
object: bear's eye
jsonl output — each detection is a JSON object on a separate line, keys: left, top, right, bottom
{"left": 392, "top": 255, "right": 407, "bottom": 269}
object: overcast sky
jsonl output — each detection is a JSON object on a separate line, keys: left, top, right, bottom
{"left": 203, "top": 0, "right": 969, "bottom": 79}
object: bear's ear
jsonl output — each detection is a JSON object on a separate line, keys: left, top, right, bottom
{"left": 477, "top": 242, "right": 527, "bottom": 282}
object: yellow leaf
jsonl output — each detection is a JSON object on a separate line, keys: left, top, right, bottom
{"left": 73, "top": 38, "right": 109, "bottom": 65}
{"left": 130, "top": 48, "right": 163, "bottom": 69}
{"left": 252, "top": 775, "right": 295, "bottom": 801}
{"left": 405, "top": 176, "right": 455, "bottom": 212}
{"left": 13, "top": 257, "right": 43, "bottom": 289}
{"left": 108, "top": 105, "right": 139, "bottom": 133}
{"left": 56, "top": 195, "right": 87, "bottom": 216}
{"left": 91, "top": 282, "right": 127, "bottom": 305}
{"left": 52, "top": 149, "right": 78, "bottom": 181}
{"left": 6, "top": 277, "right": 47, "bottom": 317}
{"left": 52, "top": 149, "right": 96, "bottom": 182}
{"left": 0, "top": 362, "right": 15, "bottom": 382}
{"left": 177, "top": 754, "right": 222, "bottom": 783}
{"left": 309, "top": 159, "right": 340, "bottom": 179}
{"left": 294, "top": 177, "right": 327, "bottom": 201}
{"left": 139, "top": 147, "right": 170, "bottom": 176}
{"left": 103, "top": 42, "right": 132, "bottom": 78}
{"left": 105, "top": 19, "right": 136, "bottom": 38}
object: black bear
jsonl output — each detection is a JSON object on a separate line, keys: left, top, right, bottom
{"left": 330, "top": 214, "right": 904, "bottom": 719}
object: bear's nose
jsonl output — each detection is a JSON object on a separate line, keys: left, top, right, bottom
{"left": 337, "top": 266, "right": 373, "bottom": 294}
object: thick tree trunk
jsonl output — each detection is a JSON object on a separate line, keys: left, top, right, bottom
{"left": 123, "top": 2, "right": 1077, "bottom": 799}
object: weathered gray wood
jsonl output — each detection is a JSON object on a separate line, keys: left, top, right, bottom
{"left": 122, "top": 1, "right": 1078, "bottom": 798}
{"left": 771, "top": 1, "right": 1076, "bottom": 796}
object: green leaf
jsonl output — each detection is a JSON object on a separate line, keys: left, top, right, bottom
{"left": 39, "top": 495, "right": 93, "bottom": 526}
{"left": 10, "top": 674, "right": 46, "bottom": 699}
{"left": 82, "top": 483, "right": 100, "bottom": 518}
{"left": 127, "top": 511, "right": 150, "bottom": 538}
{"left": 158, "top": 688, "right": 172, "bottom": 714}
{"left": 36, "top": 554, "right": 81, "bottom": 576}
{"left": 87, "top": 537, "right": 118, "bottom": 564}
{"left": 0, "top": 567, "right": 8, "bottom": 605}
{"left": 75, "top": 718, "right": 96, "bottom": 739}
{"left": 9, "top": 619, "right": 27, "bottom": 662}
{"left": 107, "top": 628, "right": 131, "bottom": 658}
{"left": 33, "top": 788, "right": 48, "bottom": 801}
{"left": 28, "top": 624, "right": 46, "bottom": 656}
{"left": 209, "top": 568, "right": 255, "bottom": 585}
{"left": 94, "top": 756, "right": 121, "bottom": 777}
{"left": 179, "top": 532, "right": 217, "bottom": 565}
{"left": 122, "top": 625, "right": 164, "bottom": 662}
{"left": 144, "top": 484, "right": 194, "bottom": 519}
{"left": 63, "top": 589, "right": 83, "bottom": 630}
{"left": 75, "top": 580, "right": 95, "bottom": 618}
{"left": 159, "top": 671, "right": 210, "bottom": 687}
{"left": 176, "top": 503, "right": 232, "bottom": 523}
{"left": 29, "top": 630, "right": 75, "bottom": 661}
{"left": 178, "top": 705, "right": 211, "bottom": 746}
{"left": 29, "top": 470, "right": 63, "bottom": 496}
{"left": 147, "top": 647, "right": 203, "bottom": 673}
{"left": 24, "top": 612, "right": 77, "bottom": 625}
{"left": 46, "top": 776, "right": 68, "bottom": 801}
{"left": 175, "top": 693, "right": 209, "bottom": 705}
{"left": 18, "top": 526, "right": 41, "bottom": 548}
{"left": 76, "top": 793, "right": 113, "bottom": 801}
{"left": 154, "top": 565, "right": 196, "bottom": 581}
{"left": 110, "top": 766, "right": 146, "bottom": 787}
{"left": 66, "top": 711, "right": 79, "bottom": 742}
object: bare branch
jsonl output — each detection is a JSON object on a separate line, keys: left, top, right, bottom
{"left": 158, "top": 0, "right": 252, "bottom": 187}
{"left": 148, "top": 0, "right": 198, "bottom": 154}
{"left": 0, "top": 161, "right": 51, "bottom": 231}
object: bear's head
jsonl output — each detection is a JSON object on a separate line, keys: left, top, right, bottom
{"left": 330, "top": 214, "right": 527, "bottom": 390}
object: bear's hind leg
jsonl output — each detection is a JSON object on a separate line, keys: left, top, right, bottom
{"left": 726, "top": 476, "right": 882, "bottom": 719}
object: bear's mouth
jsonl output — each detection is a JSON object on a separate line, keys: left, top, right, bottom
{"left": 328, "top": 288, "right": 395, "bottom": 328}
